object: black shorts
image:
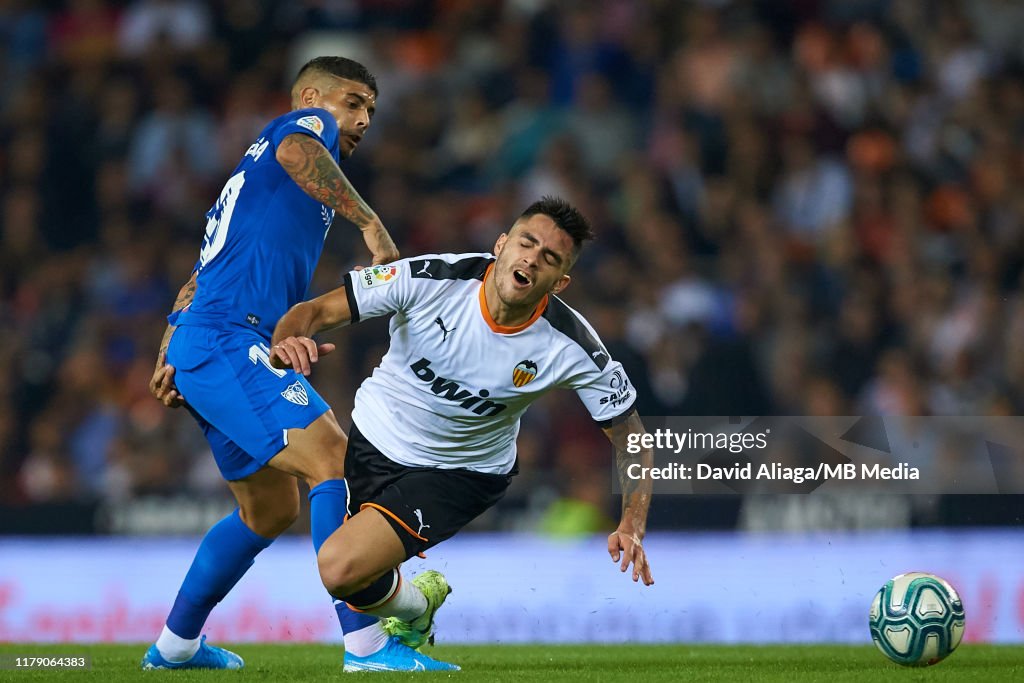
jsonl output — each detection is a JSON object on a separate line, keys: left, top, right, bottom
{"left": 345, "top": 423, "right": 515, "bottom": 559}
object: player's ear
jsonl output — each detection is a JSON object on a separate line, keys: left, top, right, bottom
{"left": 300, "top": 86, "right": 320, "bottom": 108}
{"left": 494, "top": 233, "right": 508, "bottom": 256}
{"left": 551, "top": 274, "right": 570, "bottom": 295}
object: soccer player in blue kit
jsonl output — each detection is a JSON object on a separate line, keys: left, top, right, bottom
{"left": 142, "top": 57, "right": 453, "bottom": 672}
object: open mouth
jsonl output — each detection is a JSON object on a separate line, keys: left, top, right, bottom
{"left": 513, "top": 269, "right": 532, "bottom": 286}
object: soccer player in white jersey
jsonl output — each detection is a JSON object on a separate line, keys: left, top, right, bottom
{"left": 269, "top": 196, "right": 655, "bottom": 672}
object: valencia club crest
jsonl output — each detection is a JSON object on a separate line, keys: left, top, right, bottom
{"left": 512, "top": 360, "right": 538, "bottom": 387}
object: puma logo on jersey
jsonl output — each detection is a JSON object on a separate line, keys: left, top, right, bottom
{"left": 416, "top": 261, "right": 432, "bottom": 276}
{"left": 413, "top": 508, "right": 430, "bottom": 536}
{"left": 410, "top": 358, "right": 507, "bottom": 416}
{"left": 434, "top": 316, "right": 456, "bottom": 342}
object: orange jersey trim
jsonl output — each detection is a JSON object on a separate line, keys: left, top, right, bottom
{"left": 361, "top": 502, "right": 429, "bottom": 542}
{"left": 478, "top": 264, "right": 548, "bottom": 334}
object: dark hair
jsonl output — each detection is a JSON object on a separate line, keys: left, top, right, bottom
{"left": 519, "top": 196, "right": 595, "bottom": 258}
{"left": 294, "top": 56, "right": 378, "bottom": 96}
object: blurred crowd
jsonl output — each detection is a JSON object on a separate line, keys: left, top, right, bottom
{"left": 2, "top": 0, "right": 1024, "bottom": 529}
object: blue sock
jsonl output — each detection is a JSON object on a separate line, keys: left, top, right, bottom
{"left": 308, "top": 479, "right": 378, "bottom": 634}
{"left": 309, "top": 479, "right": 349, "bottom": 553}
{"left": 165, "top": 509, "right": 273, "bottom": 639}
{"left": 333, "top": 596, "right": 379, "bottom": 634}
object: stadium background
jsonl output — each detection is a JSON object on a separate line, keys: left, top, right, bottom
{"left": 0, "top": 0, "right": 1022, "bottom": 646}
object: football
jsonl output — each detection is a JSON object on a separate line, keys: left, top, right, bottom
{"left": 869, "top": 572, "right": 966, "bottom": 666}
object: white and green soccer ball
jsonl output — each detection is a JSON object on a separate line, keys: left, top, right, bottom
{"left": 869, "top": 572, "right": 966, "bottom": 666}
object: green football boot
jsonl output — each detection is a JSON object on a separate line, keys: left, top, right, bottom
{"left": 382, "top": 570, "right": 452, "bottom": 650}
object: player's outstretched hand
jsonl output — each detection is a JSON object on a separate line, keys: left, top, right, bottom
{"left": 608, "top": 528, "right": 654, "bottom": 586}
{"left": 150, "top": 363, "right": 185, "bottom": 408}
{"left": 270, "top": 336, "right": 336, "bottom": 376}
{"left": 361, "top": 220, "right": 399, "bottom": 265}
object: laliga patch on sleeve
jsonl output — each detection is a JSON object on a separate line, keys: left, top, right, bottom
{"left": 296, "top": 115, "right": 324, "bottom": 138}
{"left": 360, "top": 265, "right": 399, "bottom": 289}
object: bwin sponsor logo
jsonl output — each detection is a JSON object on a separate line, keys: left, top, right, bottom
{"left": 409, "top": 358, "right": 507, "bottom": 416}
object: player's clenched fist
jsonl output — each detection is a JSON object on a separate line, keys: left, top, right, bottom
{"left": 269, "top": 336, "right": 336, "bottom": 376}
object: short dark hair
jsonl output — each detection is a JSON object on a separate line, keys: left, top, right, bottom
{"left": 295, "top": 56, "right": 378, "bottom": 96}
{"left": 519, "top": 196, "right": 595, "bottom": 260}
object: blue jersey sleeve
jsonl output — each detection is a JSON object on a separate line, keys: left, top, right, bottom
{"left": 270, "top": 108, "right": 339, "bottom": 153}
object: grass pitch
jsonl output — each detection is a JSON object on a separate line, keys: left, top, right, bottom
{"left": 0, "top": 643, "right": 1020, "bottom": 681}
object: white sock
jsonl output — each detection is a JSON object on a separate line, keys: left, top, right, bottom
{"left": 362, "top": 573, "right": 427, "bottom": 621}
{"left": 343, "top": 622, "right": 391, "bottom": 657}
{"left": 156, "top": 625, "right": 200, "bottom": 663}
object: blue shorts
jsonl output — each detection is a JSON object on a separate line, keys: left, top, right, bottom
{"left": 168, "top": 324, "right": 330, "bottom": 481}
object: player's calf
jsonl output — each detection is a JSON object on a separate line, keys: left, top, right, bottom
{"left": 230, "top": 468, "right": 301, "bottom": 538}
{"left": 238, "top": 501, "right": 299, "bottom": 539}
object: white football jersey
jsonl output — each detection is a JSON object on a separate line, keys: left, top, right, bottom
{"left": 343, "top": 253, "right": 636, "bottom": 474}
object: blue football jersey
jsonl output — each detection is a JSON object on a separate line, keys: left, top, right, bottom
{"left": 170, "top": 107, "right": 341, "bottom": 340}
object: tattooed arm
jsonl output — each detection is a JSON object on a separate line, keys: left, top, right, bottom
{"left": 149, "top": 271, "right": 197, "bottom": 408}
{"left": 276, "top": 133, "right": 398, "bottom": 265}
{"left": 602, "top": 409, "right": 654, "bottom": 585}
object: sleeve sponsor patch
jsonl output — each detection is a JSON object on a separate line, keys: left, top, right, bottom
{"left": 360, "top": 264, "right": 399, "bottom": 288}
{"left": 296, "top": 115, "right": 324, "bottom": 138}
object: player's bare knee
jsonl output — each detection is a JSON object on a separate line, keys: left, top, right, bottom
{"left": 242, "top": 511, "right": 289, "bottom": 539}
{"left": 239, "top": 496, "right": 299, "bottom": 538}
{"left": 317, "top": 549, "right": 372, "bottom": 596}
{"left": 265, "top": 498, "right": 301, "bottom": 536}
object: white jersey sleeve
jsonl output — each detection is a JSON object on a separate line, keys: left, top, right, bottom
{"left": 544, "top": 298, "right": 637, "bottom": 426}
{"left": 343, "top": 253, "right": 495, "bottom": 323}
{"left": 342, "top": 261, "right": 414, "bottom": 322}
